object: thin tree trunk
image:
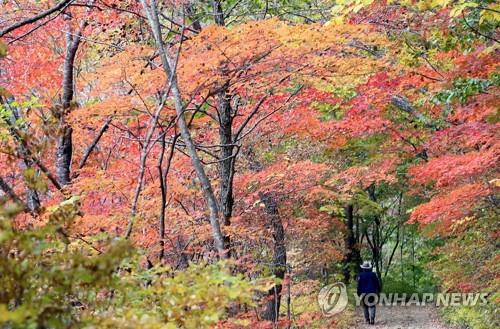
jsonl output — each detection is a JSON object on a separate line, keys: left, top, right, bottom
{"left": 74, "top": 116, "right": 112, "bottom": 177}
{"left": 412, "top": 233, "right": 416, "bottom": 289}
{"left": 368, "top": 186, "right": 383, "bottom": 287}
{"left": 158, "top": 133, "right": 167, "bottom": 260}
{"left": 184, "top": 3, "right": 202, "bottom": 32}
{"left": 0, "top": 176, "right": 25, "bottom": 207}
{"left": 401, "top": 225, "right": 405, "bottom": 282}
{"left": 286, "top": 266, "right": 292, "bottom": 329}
{"left": 1, "top": 97, "right": 41, "bottom": 212}
{"left": 125, "top": 97, "right": 166, "bottom": 239}
{"left": 140, "top": 0, "right": 227, "bottom": 257}
{"left": 260, "top": 192, "right": 286, "bottom": 322}
{"left": 384, "top": 227, "right": 400, "bottom": 278}
{"left": 343, "top": 203, "right": 360, "bottom": 283}
{"left": 158, "top": 133, "right": 178, "bottom": 261}
{"left": 212, "top": 0, "right": 225, "bottom": 26}
{"left": 21, "top": 157, "right": 42, "bottom": 212}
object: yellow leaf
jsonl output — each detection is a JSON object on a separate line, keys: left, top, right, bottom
{"left": 450, "top": 2, "right": 478, "bottom": 18}
{"left": 0, "top": 41, "right": 7, "bottom": 57}
{"left": 488, "top": 178, "right": 500, "bottom": 187}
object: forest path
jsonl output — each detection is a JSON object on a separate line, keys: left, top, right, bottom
{"left": 354, "top": 305, "right": 454, "bottom": 329}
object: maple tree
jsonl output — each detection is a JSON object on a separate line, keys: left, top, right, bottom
{"left": 0, "top": 0, "right": 498, "bottom": 328}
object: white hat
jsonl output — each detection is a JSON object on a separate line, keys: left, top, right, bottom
{"left": 360, "top": 261, "right": 372, "bottom": 269}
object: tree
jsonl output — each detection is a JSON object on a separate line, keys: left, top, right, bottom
{"left": 1, "top": 0, "right": 498, "bottom": 327}
{"left": 139, "top": 0, "right": 227, "bottom": 257}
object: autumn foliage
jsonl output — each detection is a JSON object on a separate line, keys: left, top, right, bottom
{"left": 0, "top": 0, "right": 498, "bottom": 328}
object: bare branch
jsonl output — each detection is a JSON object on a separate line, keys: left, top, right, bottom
{"left": 236, "top": 86, "right": 303, "bottom": 142}
{"left": 234, "top": 95, "right": 267, "bottom": 141}
{"left": 73, "top": 116, "right": 113, "bottom": 177}
{"left": 390, "top": 95, "right": 432, "bottom": 127}
{"left": 0, "top": 0, "right": 74, "bottom": 38}
{"left": 0, "top": 176, "right": 24, "bottom": 205}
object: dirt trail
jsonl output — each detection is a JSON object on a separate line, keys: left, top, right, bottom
{"left": 355, "top": 305, "right": 454, "bottom": 329}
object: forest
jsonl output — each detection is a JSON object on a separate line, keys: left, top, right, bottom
{"left": 0, "top": 0, "right": 498, "bottom": 328}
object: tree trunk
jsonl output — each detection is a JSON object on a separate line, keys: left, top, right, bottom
{"left": 140, "top": 0, "right": 227, "bottom": 258}
{"left": 260, "top": 192, "right": 286, "bottom": 322}
{"left": 55, "top": 125, "right": 72, "bottom": 186}
{"left": 184, "top": 3, "right": 202, "bottom": 32}
{"left": 158, "top": 133, "right": 178, "bottom": 261}
{"left": 125, "top": 98, "right": 167, "bottom": 239}
{"left": 217, "top": 93, "right": 234, "bottom": 227}
{"left": 158, "top": 133, "right": 167, "bottom": 261}
{"left": 217, "top": 91, "right": 235, "bottom": 255}
{"left": 343, "top": 204, "right": 360, "bottom": 283}
{"left": 55, "top": 12, "right": 87, "bottom": 186}
{"left": 367, "top": 186, "right": 383, "bottom": 287}
{"left": 212, "top": 0, "right": 225, "bottom": 26}
{"left": 211, "top": 0, "right": 234, "bottom": 254}
{"left": 2, "top": 98, "right": 41, "bottom": 212}
{"left": 0, "top": 176, "right": 26, "bottom": 209}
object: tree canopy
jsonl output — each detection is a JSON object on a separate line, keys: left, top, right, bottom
{"left": 0, "top": 0, "right": 498, "bottom": 328}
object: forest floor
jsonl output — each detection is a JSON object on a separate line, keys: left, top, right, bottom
{"left": 353, "top": 305, "right": 455, "bottom": 329}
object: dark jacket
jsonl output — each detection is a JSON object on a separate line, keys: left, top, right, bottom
{"left": 357, "top": 269, "right": 380, "bottom": 295}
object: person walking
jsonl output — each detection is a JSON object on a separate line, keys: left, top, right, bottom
{"left": 357, "top": 261, "right": 380, "bottom": 325}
